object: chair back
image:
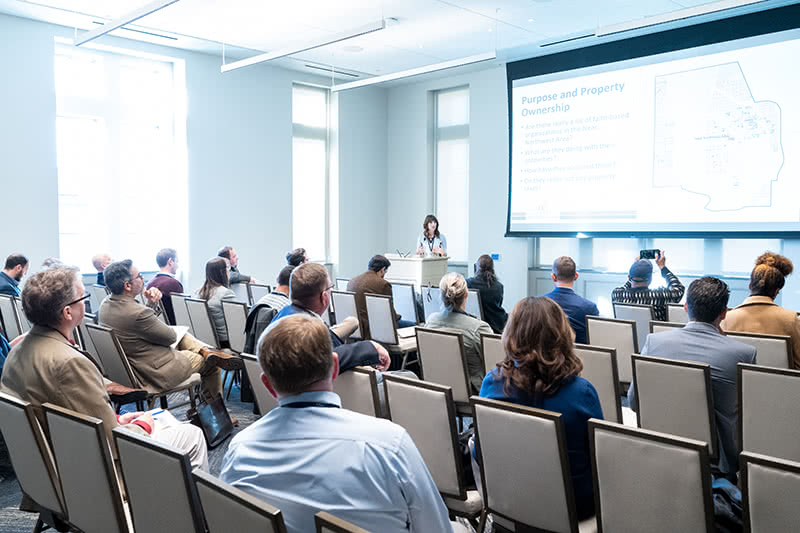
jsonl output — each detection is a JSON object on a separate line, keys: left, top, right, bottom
{"left": 472, "top": 397, "right": 579, "bottom": 533}
{"left": 389, "top": 281, "right": 418, "bottom": 325}
{"left": 613, "top": 303, "right": 654, "bottom": 351}
{"left": 632, "top": 354, "right": 716, "bottom": 458}
{"left": 242, "top": 353, "right": 278, "bottom": 416}
{"left": 726, "top": 331, "right": 792, "bottom": 369}
{"left": 222, "top": 300, "right": 249, "bottom": 353}
{"left": 421, "top": 285, "right": 443, "bottom": 321}
{"left": 331, "top": 290, "right": 361, "bottom": 339}
{"left": 112, "top": 427, "right": 204, "bottom": 533}
{"left": 170, "top": 293, "right": 194, "bottom": 332}
{"left": 185, "top": 298, "right": 220, "bottom": 349}
{"left": 78, "top": 315, "right": 104, "bottom": 373}
{"left": 480, "top": 332, "right": 504, "bottom": 376}
{"left": 230, "top": 282, "right": 251, "bottom": 305}
{"left": 13, "top": 296, "right": 31, "bottom": 333}
{"left": 742, "top": 452, "right": 800, "bottom": 533}
{"left": 589, "top": 419, "right": 713, "bottom": 533}
{"left": 247, "top": 284, "right": 272, "bottom": 306}
{"left": 85, "top": 324, "right": 139, "bottom": 388}
{"left": 666, "top": 303, "right": 690, "bottom": 324}
{"left": 333, "top": 367, "right": 381, "bottom": 417}
{"left": 415, "top": 327, "right": 471, "bottom": 405}
{"left": 315, "top": 512, "right": 371, "bottom": 533}
{"left": 335, "top": 278, "right": 350, "bottom": 291}
{"left": 193, "top": 469, "right": 287, "bottom": 533}
{"left": 364, "top": 293, "right": 398, "bottom": 344}
{"left": 649, "top": 320, "right": 684, "bottom": 334}
{"left": 89, "top": 284, "right": 110, "bottom": 313}
{"left": 575, "top": 344, "right": 622, "bottom": 424}
{"left": 384, "top": 376, "right": 465, "bottom": 498}
{"left": 466, "top": 289, "right": 483, "bottom": 320}
{"left": 586, "top": 316, "right": 638, "bottom": 383}
{"left": 738, "top": 364, "right": 800, "bottom": 462}
{"left": 43, "top": 403, "right": 129, "bottom": 533}
{"left": 0, "top": 294, "right": 22, "bottom": 339}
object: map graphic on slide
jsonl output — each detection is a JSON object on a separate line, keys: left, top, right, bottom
{"left": 652, "top": 62, "right": 783, "bottom": 211}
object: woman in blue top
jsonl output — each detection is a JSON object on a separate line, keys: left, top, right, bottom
{"left": 416, "top": 214, "right": 447, "bottom": 257}
{"left": 479, "top": 296, "right": 603, "bottom": 520}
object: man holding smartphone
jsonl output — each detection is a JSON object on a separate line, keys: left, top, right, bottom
{"left": 612, "top": 250, "right": 685, "bottom": 322}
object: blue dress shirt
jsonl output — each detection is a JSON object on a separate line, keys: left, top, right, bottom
{"left": 542, "top": 287, "right": 599, "bottom": 345}
{"left": 0, "top": 272, "right": 20, "bottom": 297}
{"left": 220, "top": 390, "right": 453, "bottom": 533}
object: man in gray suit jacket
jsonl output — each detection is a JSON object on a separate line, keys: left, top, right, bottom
{"left": 628, "top": 276, "right": 756, "bottom": 477}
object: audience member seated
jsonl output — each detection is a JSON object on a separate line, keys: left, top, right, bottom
{"left": 220, "top": 315, "right": 458, "bottom": 533}
{"left": 628, "top": 277, "right": 755, "bottom": 478}
{"left": 612, "top": 250, "right": 684, "bottom": 322}
{"left": 721, "top": 251, "right": 800, "bottom": 369}
{"left": 466, "top": 254, "right": 508, "bottom": 334}
{"left": 256, "top": 265, "right": 293, "bottom": 312}
{"left": 40, "top": 257, "right": 64, "bottom": 270}
{"left": 286, "top": 247, "right": 309, "bottom": 267}
{"left": 0, "top": 333, "right": 9, "bottom": 377}
{"left": 146, "top": 248, "right": 184, "bottom": 325}
{"left": 0, "top": 253, "right": 28, "bottom": 297}
{"left": 347, "top": 254, "right": 414, "bottom": 339}
{"left": 543, "top": 256, "right": 599, "bottom": 344}
{"left": 0, "top": 266, "right": 208, "bottom": 469}
{"left": 425, "top": 272, "right": 493, "bottom": 393}
{"left": 193, "top": 257, "right": 237, "bottom": 349}
{"left": 91, "top": 253, "right": 112, "bottom": 286}
{"left": 218, "top": 245, "right": 259, "bottom": 285}
{"left": 99, "top": 260, "right": 241, "bottom": 400}
{"left": 479, "top": 296, "right": 603, "bottom": 520}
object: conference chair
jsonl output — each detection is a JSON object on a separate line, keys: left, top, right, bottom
{"left": 575, "top": 344, "right": 622, "bottom": 424}
{"left": 13, "top": 295, "right": 31, "bottom": 333}
{"left": 171, "top": 293, "right": 195, "bottom": 336}
{"left": 315, "top": 512, "right": 371, "bottom": 533}
{"left": 585, "top": 315, "right": 638, "bottom": 384}
{"left": 388, "top": 281, "right": 419, "bottom": 324}
{"left": 589, "top": 419, "right": 714, "bottom": 533}
{"left": 471, "top": 397, "right": 596, "bottom": 533}
{"left": 185, "top": 297, "right": 222, "bottom": 349}
{"left": 247, "top": 283, "right": 272, "bottom": 306}
{"left": 43, "top": 403, "right": 130, "bottom": 533}
{"left": 332, "top": 366, "right": 381, "bottom": 417}
{"left": 384, "top": 375, "right": 482, "bottom": 527}
{"left": 112, "top": 427, "right": 205, "bottom": 533}
{"left": 193, "top": 470, "right": 288, "bottom": 533}
{"left": 480, "top": 332, "right": 504, "bottom": 376}
{"left": 331, "top": 290, "right": 362, "bottom": 339}
{"left": 221, "top": 299, "right": 249, "bottom": 353}
{"left": 0, "top": 294, "right": 22, "bottom": 340}
{"left": 421, "top": 285, "right": 444, "bottom": 321}
{"left": 612, "top": 302, "right": 654, "bottom": 352}
{"left": 89, "top": 283, "right": 110, "bottom": 312}
{"left": 242, "top": 352, "right": 278, "bottom": 416}
{"left": 648, "top": 320, "right": 684, "bottom": 334}
{"left": 466, "top": 289, "right": 484, "bottom": 320}
{"left": 738, "top": 363, "right": 800, "bottom": 462}
{"left": 725, "top": 331, "right": 792, "bottom": 369}
{"left": 77, "top": 314, "right": 104, "bottom": 373}
{"left": 0, "top": 392, "right": 69, "bottom": 533}
{"left": 741, "top": 452, "right": 800, "bottom": 533}
{"left": 631, "top": 354, "right": 716, "bottom": 460}
{"left": 230, "top": 282, "right": 251, "bottom": 305}
{"left": 335, "top": 277, "right": 350, "bottom": 291}
{"left": 666, "top": 303, "right": 690, "bottom": 324}
{"left": 155, "top": 300, "right": 170, "bottom": 325}
{"left": 364, "top": 293, "right": 417, "bottom": 368}
{"left": 415, "top": 327, "right": 473, "bottom": 416}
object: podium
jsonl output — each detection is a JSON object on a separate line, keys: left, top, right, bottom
{"left": 385, "top": 254, "right": 449, "bottom": 288}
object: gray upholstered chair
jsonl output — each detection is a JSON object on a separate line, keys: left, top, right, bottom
{"left": 480, "top": 332, "right": 503, "bottom": 377}
{"left": 333, "top": 366, "right": 381, "bottom": 417}
{"left": 242, "top": 352, "right": 278, "bottom": 416}
{"left": 221, "top": 300, "right": 249, "bottom": 353}
{"left": 185, "top": 297, "right": 221, "bottom": 349}
{"left": 666, "top": 303, "right": 690, "bottom": 324}
{"left": 631, "top": 354, "right": 716, "bottom": 460}
{"left": 331, "top": 290, "right": 362, "bottom": 339}
{"left": 89, "top": 283, "right": 110, "bottom": 313}
{"left": 466, "top": 289, "right": 484, "bottom": 320}
{"left": 415, "top": 327, "right": 472, "bottom": 415}
{"left": 384, "top": 375, "right": 481, "bottom": 527}
{"left": 612, "top": 303, "right": 654, "bottom": 354}
{"left": 112, "top": 427, "right": 205, "bottom": 533}
{"left": 738, "top": 363, "right": 800, "bottom": 462}
{"left": 365, "top": 293, "right": 417, "bottom": 367}
{"left": 315, "top": 512, "right": 371, "bottom": 533}
{"left": 389, "top": 281, "right": 419, "bottom": 324}
{"left": 13, "top": 295, "right": 31, "bottom": 332}
{"left": 247, "top": 283, "right": 272, "bottom": 306}
{"left": 589, "top": 419, "right": 713, "bottom": 533}
{"left": 575, "top": 344, "right": 622, "bottom": 424}
{"left": 0, "top": 294, "right": 22, "bottom": 340}
{"left": 648, "top": 320, "right": 684, "bottom": 334}
{"left": 77, "top": 315, "right": 104, "bottom": 372}
{"left": 726, "top": 331, "right": 792, "bottom": 369}
{"left": 421, "top": 286, "right": 444, "bottom": 321}
{"left": 335, "top": 277, "right": 350, "bottom": 291}
{"left": 230, "top": 282, "right": 251, "bottom": 305}
{"left": 43, "top": 403, "right": 130, "bottom": 533}
{"left": 585, "top": 316, "right": 638, "bottom": 384}
{"left": 741, "top": 451, "right": 800, "bottom": 533}
{"left": 193, "top": 469, "right": 287, "bottom": 533}
{"left": 171, "top": 293, "right": 195, "bottom": 335}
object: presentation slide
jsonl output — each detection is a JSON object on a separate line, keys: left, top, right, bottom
{"left": 508, "top": 29, "right": 800, "bottom": 235}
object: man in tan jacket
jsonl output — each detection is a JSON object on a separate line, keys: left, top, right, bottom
{"left": 0, "top": 265, "right": 208, "bottom": 469}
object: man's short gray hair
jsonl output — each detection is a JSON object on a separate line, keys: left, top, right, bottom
{"left": 104, "top": 260, "right": 134, "bottom": 295}
{"left": 21, "top": 266, "right": 80, "bottom": 327}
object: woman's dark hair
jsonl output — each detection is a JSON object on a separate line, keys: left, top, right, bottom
{"left": 422, "top": 214, "right": 440, "bottom": 239}
{"left": 286, "top": 248, "right": 307, "bottom": 267}
{"left": 498, "top": 297, "right": 583, "bottom": 401}
{"left": 749, "top": 251, "right": 793, "bottom": 298}
{"left": 198, "top": 257, "right": 229, "bottom": 300}
{"left": 474, "top": 254, "right": 498, "bottom": 287}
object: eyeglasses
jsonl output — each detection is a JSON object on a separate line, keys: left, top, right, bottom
{"left": 66, "top": 293, "right": 91, "bottom": 307}
{"left": 125, "top": 273, "right": 144, "bottom": 284}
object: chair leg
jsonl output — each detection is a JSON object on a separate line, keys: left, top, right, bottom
{"left": 188, "top": 385, "right": 197, "bottom": 410}
{"left": 32, "top": 518, "right": 45, "bottom": 533}
{"left": 160, "top": 395, "right": 168, "bottom": 409}
{"left": 477, "top": 510, "right": 487, "bottom": 533}
{"left": 136, "top": 399, "right": 145, "bottom": 411}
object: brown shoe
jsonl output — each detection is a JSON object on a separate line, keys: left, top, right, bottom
{"left": 204, "top": 350, "right": 244, "bottom": 371}
{"left": 106, "top": 382, "right": 148, "bottom": 404}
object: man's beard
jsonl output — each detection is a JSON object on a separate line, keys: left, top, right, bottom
{"left": 13, "top": 272, "right": 23, "bottom": 282}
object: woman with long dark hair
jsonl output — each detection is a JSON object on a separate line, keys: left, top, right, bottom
{"left": 466, "top": 254, "right": 508, "bottom": 333}
{"left": 415, "top": 214, "right": 447, "bottom": 257}
{"left": 193, "top": 257, "right": 237, "bottom": 348}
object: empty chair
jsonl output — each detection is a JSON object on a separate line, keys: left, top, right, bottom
{"left": 242, "top": 352, "right": 278, "bottom": 416}
{"left": 230, "top": 282, "right": 251, "bottom": 305}
{"left": 248, "top": 283, "right": 272, "bottom": 306}
{"left": 171, "top": 293, "right": 195, "bottom": 335}
{"left": 222, "top": 300, "right": 249, "bottom": 353}
{"left": 648, "top": 320, "right": 684, "bottom": 335}
{"left": 185, "top": 297, "right": 221, "bottom": 349}
{"left": 389, "top": 282, "right": 418, "bottom": 325}
{"left": 43, "top": 403, "right": 130, "bottom": 533}
{"left": 332, "top": 366, "right": 381, "bottom": 417}
{"left": 193, "top": 469, "right": 287, "bottom": 533}
{"left": 465, "top": 289, "right": 483, "bottom": 320}
{"left": 335, "top": 278, "right": 350, "bottom": 291}
{"left": 667, "top": 303, "right": 689, "bottom": 324}
{"left": 741, "top": 452, "right": 800, "bottom": 533}
{"left": 331, "top": 290, "right": 362, "bottom": 339}
{"left": 585, "top": 316, "right": 638, "bottom": 384}
{"left": 415, "top": 328, "right": 472, "bottom": 415}
{"left": 13, "top": 296, "right": 31, "bottom": 333}
{"left": 365, "top": 293, "right": 417, "bottom": 366}
{"left": 726, "top": 331, "right": 792, "bottom": 369}
{"left": 113, "top": 428, "right": 205, "bottom": 533}
{"left": 575, "top": 344, "right": 622, "bottom": 424}
{"left": 631, "top": 355, "right": 716, "bottom": 460}
{"left": 738, "top": 363, "right": 800, "bottom": 462}
{"left": 421, "top": 286, "right": 443, "bottom": 321}
{"left": 480, "top": 332, "right": 504, "bottom": 376}
{"left": 315, "top": 512, "right": 371, "bottom": 533}
{"left": 89, "top": 283, "right": 110, "bottom": 313}
{"left": 589, "top": 419, "right": 713, "bottom": 533}
{"left": 78, "top": 315, "right": 104, "bottom": 372}
{"left": 0, "top": 294, "right": 22, "bottom": 340}
{"left": 613, "top": 303, "right": 654, "bottom": 353}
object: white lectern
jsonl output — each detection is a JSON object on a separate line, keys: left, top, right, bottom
{"left": 384, "top": 254, "right": 449, "bottom": 287}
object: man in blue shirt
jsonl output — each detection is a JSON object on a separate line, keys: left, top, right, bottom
{"left": 0, "top": 253, "right": 28, "bottom": 297}
{"left": 221, "top": 314, "right": 459, "bottom": 533}
{"left": 543, "top": 256, "right": 599, "bottom": 344}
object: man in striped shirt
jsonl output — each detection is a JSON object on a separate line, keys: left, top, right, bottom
{"left": 612, "top": 251, "right": 684, "bottom": 322}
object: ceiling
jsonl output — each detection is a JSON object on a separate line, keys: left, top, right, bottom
{"left": 0, "top": 0, "right": 786, "bottom": 84}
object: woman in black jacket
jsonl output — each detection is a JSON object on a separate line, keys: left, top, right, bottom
{"left": 466, "top": 254, "right": 508, "bottom": 333}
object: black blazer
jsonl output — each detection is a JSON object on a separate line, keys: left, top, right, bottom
{"left": 466, "top": 276, "right": 508, "bottom": 334}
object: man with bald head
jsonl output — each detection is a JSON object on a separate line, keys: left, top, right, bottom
{"left": 91, "top": 253, "right": 112, "bottom": 286}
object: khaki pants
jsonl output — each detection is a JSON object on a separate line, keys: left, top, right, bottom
{"left": 177, "top": 333, "right": 222, "bottom": 398}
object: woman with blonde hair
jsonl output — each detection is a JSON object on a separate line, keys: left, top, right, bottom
{"left": 479, "top": 296, "right": 603, "bottom": 520}
{"left": 722, "top": 251, "right": 800, "bottom": 368}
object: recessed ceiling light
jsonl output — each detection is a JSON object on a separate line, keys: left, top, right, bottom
{"left": 343, "top": 45, "right": 363, "bottom": 53}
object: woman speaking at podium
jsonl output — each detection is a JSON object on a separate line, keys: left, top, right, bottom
{"left": 416, "top": 214, "right": 448, "bottom": 257}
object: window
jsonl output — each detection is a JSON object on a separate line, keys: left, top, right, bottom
{"left": 591, "top": 238, "right": 641, "bottom": 273}
{"left": 434, "top": 87, "right": 469, "bottom": 261}
{"left": 292, "top": 84, "right": 329, "bottom": 261}
{"left": 538, "top": 238, "right": 580, "bottom": 268}
{"left": 54, "top": 42, "right": 187, "bottom": 273}
{"left": 651, "top": 239, "right": 705, "bottom": 274}
{"left": 722, "top": 239, "right": 782, "bottom": 274}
